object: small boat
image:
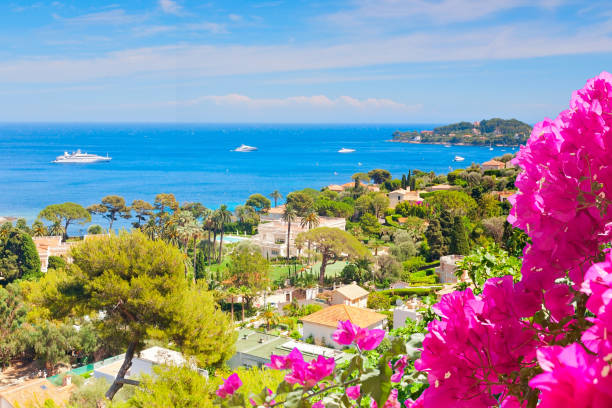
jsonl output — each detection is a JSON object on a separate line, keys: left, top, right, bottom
{"left": 489, "top": 144, "right": 493, "bottom": 151}
{"left": 338, "top": 148, "right": 355, "bottom": 153}
{"left": 234, "top": 144, "right": 258, "bottom": 152}
{"left": 444, "top": 144, "right": 451, "bottom": 148}
{"left": 454, "top": 155, "right": 465, "bottom": 162}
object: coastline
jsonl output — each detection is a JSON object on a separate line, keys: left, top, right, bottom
{"left": 386, "top": 139, "right": 521, "bottom": 148}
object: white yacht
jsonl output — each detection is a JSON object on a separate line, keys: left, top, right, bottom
{"left": 338, "top": 148, "right": 355, "bottom": 153}
{"left": 454, "top": 155, "right": 465, "bottom": 162}
{"left": 234, "top": 144, "right": 258, "bottom": 152}
{"left": 53, "top": 150, "right": 111, "bottom": 163}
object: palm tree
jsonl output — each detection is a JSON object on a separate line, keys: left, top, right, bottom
{"left": 177, "top": 212, "right": 203, "bottom": 282}
{"left": 48, "top": 221, "right": 65, "bottom": 237}
{"left": 226, "top": 286, "right": 239, "bottom": 321}
{"left": 261, "top": 304, "right": 279, "bottom": 332}
{"left": 238, "top": 285, "right": 252, "bottom": 322}
{"left": 31, "top": 221, "right": 48, "bottom": 237}
{"left": 281, "top": 205, "right": 297, "bottom": 262}
{"left": 300, "top": 209, "right": 320, "bottom": 265}
{"left": 213, "top": 205, "right": 232, "bottom": 263}
{"left": 269, "top": 190, "right": 283, "bottom": 208}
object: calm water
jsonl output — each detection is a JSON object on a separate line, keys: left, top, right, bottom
{"left": 0, "top": 123, "right": 514, "bottom": 231}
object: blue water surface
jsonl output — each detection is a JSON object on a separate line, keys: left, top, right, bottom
{"left": 0, "top": 123, "right": 515, "bottom": 232}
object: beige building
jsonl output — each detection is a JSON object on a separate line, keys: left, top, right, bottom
{"left": 482, "top": 159, "right": 506, "bottom": 171}
{"left": 301, "top": 304, "right": 387, "bottom": 349}
{"left": 33, "top": 236, "right": 75, "bottom": 272}
{"left": 387, "top": 188, "right": 422, "bottom": 209}
{"left": 331, "top": 283, "right": 369, "bottom": 308}
{"left": 254, "top": 216, "right": 346, "bottom": 259}
{"left": 435, "top": 255, "right": 467, "bottom": 283}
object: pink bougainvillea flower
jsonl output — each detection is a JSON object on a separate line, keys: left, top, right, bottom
{"left": 403, "top": 395, "right": 424, "bottom": 408}
{"left": 216, "top": 373, "right": 242, "bottom": 399}
{"left": 346, "top": 384, "right": 361, "bottom": 400}
{"left": 390, "top": 356, "right": 408, "bottom": 383}
{"left": 284, "top": 355, "right": 335, "bottom": 388}
{"left": 332, "top": 320, "right": 385, "bottom": 350}
{"left": 529, "top": 344, "right": 612, "bottom": 408}
{"left": 312, "top": 401, "right": 325, "bottom": 408}
{"left": 266, "top": 348, "right": 304, "bottom": 370}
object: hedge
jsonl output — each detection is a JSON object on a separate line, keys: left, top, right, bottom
{"left": 377, "top": 287, "right": 441, "bottom": 297}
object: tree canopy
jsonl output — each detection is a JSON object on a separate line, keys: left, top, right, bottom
{"left": 295, "top": 227, "right": 370, "bottom": 285}
{"left": 423, "top": 190, "right": 478, "bottom": 217}
{"left": 87, "top": 195, "right": 131, "bottom": 231}
{"left": 368, "top": 169, "right": 391, "bottom": 184}
{"left": 29, "top": 231, "right": 234, "bottom": 400}
{"left": 245, "top": 194, "right": 271, "bottom": 213}
{"left": 38, "top": 202, "right": 91, "bottom": 239}
{"left": 0, "top": 228, "right": 41, "bottom": 283}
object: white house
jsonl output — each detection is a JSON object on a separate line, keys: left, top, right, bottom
{"left": 301, "top": 304, "right": 387, "bottom": 349}
{"left": 254, "top": 216, "right": 346, "bottom": 259}
{"left": 94, "top": 346, "right": 195, "bottom": 384}
{"left": 331, "top": 283, "right": 369, "bottom": 308}
{"left": 393, "top": 298, "right": 423, "bottom": 329}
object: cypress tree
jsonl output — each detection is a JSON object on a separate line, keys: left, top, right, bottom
{"left": 449, "top": 216, "right": 470, "bottom": 255}
{"left": 401, "top": 174, "right": 407, "bottom": 189}
{"left": 409, "top": 176, "right": 416, "bottom": 191}
{"left": 195, "top": 250, "right": 206, "bottom": 280}
{"left": 407, "top": 170, "right": 412, "bottom": 190}
{"left": 425, "top": 218, "right": 445, "bottom": 261}
{"left": 439, "top": 209, "right": 453, "bottom": 251}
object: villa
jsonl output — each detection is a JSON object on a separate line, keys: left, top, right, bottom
{"left": 387, "top": 188, "right": 422, "bottom": 209}
{"left": 254, "top": 216, "right": 346, "bottom": 259}
{"left": 261, "top": 205, "right": 286, "bottom": 221}
{"left": 331, "top": 283, "right": 369, "bottom": 308}
{"left": 32, "top": 236, "right": 75, "bottom": 272}
{"left": 301, "top": 304, "right": 387, "bottom": 349}
{"left": 435, "top": 255, "right": 468, "bottom": 284}
{"left": 482, "top": 159, "right": 506, "bottom": 171}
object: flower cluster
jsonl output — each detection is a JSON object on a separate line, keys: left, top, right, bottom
{"left": 332, "top": 320, "right": 385, "bottom": 350}
{"left": 267, "top": 347, "right": 335, "bottom": 388}
{"left": 509, "top": 72, "right": 612, "bottom": 305}
{"left": 216, "top": 373, "right": 242, "bottom": 399}
{"left": 415, "top": 277, "right": 536, "bottom": 407}
{"left": 415, "top": 72, "right": 612, "bottom": 407}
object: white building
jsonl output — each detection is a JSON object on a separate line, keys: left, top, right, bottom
{"left": 254, "top": 216, "right": 346, "bottom": 259}
{"left": 301, "top": 304, "right": 387, "bottom": 349}
{"left": 94, "top": 346, "right": 195, "bottom": 384}
{"left": 393, "top": 298, "right": 423, "bottom": 329}
{"left": 331, "top": 283, "right": 369, "bottom": 308}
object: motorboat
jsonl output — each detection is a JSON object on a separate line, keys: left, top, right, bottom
{"left": 53, "top": 150, "right": 111, "bottom": 163}
{"left": 234, "top": 144, "right": 258, "bottom": 152}
{"left": 454, "top": 155, "right": 465, "bottom": 162}
{"left": 338, "top": 148, "right": 355, "bottom": 153}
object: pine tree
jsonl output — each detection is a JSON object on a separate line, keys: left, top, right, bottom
{"left": 450, "top": 216, "right": 470, "bottom": 255}
{"left": 425, "top": 218, "right": 445, "bottom": 261}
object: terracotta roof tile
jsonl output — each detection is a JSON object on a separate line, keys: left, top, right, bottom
{"left": 301, "top": 304, "right": 386, "bottom": 328}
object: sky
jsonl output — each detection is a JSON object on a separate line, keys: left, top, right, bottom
{"left": 0, "top": 0, "right": 611, "bottom": 123}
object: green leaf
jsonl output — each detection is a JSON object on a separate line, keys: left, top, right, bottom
{"left": 284, "top": 389, "right": 304, "bottom": 408}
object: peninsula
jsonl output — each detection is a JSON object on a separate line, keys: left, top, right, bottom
{"left": 392, "top": 118, "right": 532, "bottom": 146}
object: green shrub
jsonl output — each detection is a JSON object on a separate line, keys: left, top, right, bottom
{"left": 367, "top": 292, "right": 391, "bottom": 310}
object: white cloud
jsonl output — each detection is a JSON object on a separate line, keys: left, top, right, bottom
{"left": 53, "top": 9, "right": 144, "bottom": 25}
{"left": 176, "top": 93, "right": 420, "bottom": 111}
{"left": 133, "top": 25, "right": 176, "bottom": 37}
{"left": 159, "top": 0, "right": 182, "bottom": 15}
{"left": 228, "top": 14, "right": 243, "bottom": 22}
{"left": 1, "top": 21, "right": 611, "bottom": 84}
{"left": 325, "top": 0, "right": 565, "bottom": 25}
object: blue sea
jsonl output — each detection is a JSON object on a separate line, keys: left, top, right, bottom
{"left": 0, "top": 123, "right": 514, "bottom": 232}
